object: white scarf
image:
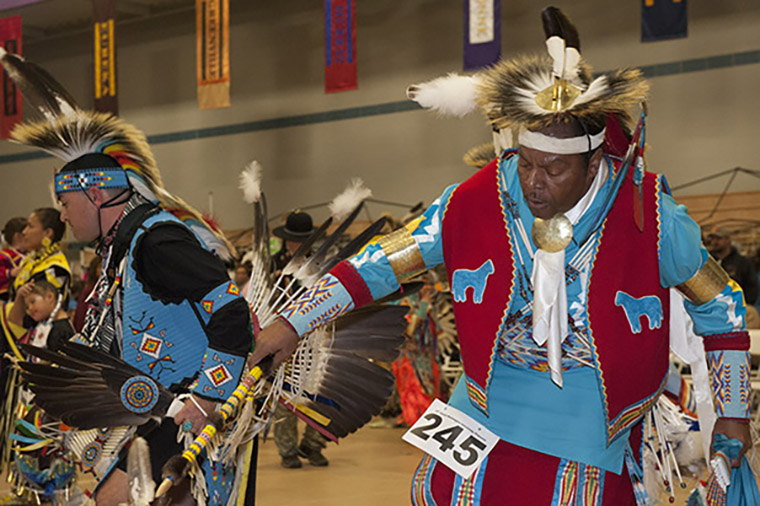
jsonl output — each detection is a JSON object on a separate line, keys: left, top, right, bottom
{"left": 531, "top": 160, "right": 608, "bottom": 387}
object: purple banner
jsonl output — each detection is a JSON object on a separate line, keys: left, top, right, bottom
{"left": 463, "top": 0, "right": 500, "bottom": 71}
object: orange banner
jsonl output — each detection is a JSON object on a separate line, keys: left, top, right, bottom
{"left": 196, "top": 0, "right": 230, "bottom": 110}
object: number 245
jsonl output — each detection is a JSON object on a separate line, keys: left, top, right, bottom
{"left": 410, "top": 413, "right": 486, "bottom": 466}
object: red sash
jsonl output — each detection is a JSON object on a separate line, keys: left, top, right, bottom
{"left": 442, "top": 155, "right": 669, "bottom": 441}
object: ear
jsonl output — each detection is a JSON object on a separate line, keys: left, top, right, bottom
{"left": 586, "top": 149, "right": 604, "bottom": 182}
{"left": 88, "top": 186, "right": 105, "bottom": 206}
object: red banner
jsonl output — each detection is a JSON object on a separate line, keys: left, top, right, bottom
{"left": 0, "top": 16, "right": 21, "bottom": 140}
{"left": 93, "top": 0, "right": 118, "bottom": 115}
{"left": 324, "top": 0, "right": 356, "bottom": 93}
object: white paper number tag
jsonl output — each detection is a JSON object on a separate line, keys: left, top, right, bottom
{"left": 402, "top": 399, "right": 499, "bottom": 478}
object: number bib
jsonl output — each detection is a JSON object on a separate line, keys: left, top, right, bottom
{"left": 402, "top": 399, "right": 499, "bottom": 478}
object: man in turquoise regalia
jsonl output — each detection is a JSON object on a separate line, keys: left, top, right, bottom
{"left": 250, "top": 8, "right": 752, "bottom": 505}
{"left": 0, "top": 48, "right": 254, "bottom": 505}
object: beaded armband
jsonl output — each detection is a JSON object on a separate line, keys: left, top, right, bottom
{"left": 191, "top": 348, "right": 246, "bottom": 400}
{"left": 705, "top": 349, "right": 751, "bottom": 419}
{"left": 195, "top": 281, "right": 242, "bottom": 325}
{"left": 280, "top": 273, "right": 354, "bottom": 336}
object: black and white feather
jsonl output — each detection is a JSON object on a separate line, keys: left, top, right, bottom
{"left": 0, "top": 47, "right": 78, "bottom": 122}
{"left": 17, "top": 341, "right": 174, "bottom": 429}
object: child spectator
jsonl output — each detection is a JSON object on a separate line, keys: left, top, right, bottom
{"left": 9, "top": 280, "right": 74, "bottom": 351}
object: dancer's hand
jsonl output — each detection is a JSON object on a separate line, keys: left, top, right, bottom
{"left": 248, "top": 318, "right": 299, "bottom": 370}
{"left": 173, "top": 394, "right": 216, "bottom": 435}
{"left": 711, "top": 418, "right": 752, "bottom": 467}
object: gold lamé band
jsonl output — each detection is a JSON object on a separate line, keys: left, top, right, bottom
{"left": 676, "top": 256, "right": 730, "bottom": 305}
{"left": 378, "top": 227, "right": 427, "bottom": 284}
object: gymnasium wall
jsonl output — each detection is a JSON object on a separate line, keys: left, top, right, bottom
{"left": 0, "top": 0, "right": 758, "bottom": 236}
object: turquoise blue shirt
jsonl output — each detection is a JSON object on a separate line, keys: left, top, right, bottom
{"left": 281, "top": 154, "right": 748, "bottom": 468}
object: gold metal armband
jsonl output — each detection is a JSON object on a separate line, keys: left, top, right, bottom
{"left": 378, "top": 226, "right": 427, "bottom": 284}
{"left": 676, "top": 256, "right": 730, "bottom": 305}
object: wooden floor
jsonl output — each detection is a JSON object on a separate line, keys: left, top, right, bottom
{"left": 257, "top": 422, "right": 422, "bottom": 505}
{"left": 0, "top": 422, "right": 727, "bottom": 505}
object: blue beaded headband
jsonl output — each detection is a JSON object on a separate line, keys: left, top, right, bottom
{"left": 54, "top": 167, "right": 129, "bottom": 194}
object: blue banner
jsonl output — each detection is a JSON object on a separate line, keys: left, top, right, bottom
{"left": 642, "top": 0, "right": 687, "bottom": 42}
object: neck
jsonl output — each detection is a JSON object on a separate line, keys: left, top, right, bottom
{"left": 99, "top": 203, "right": 129, "bottom": 237}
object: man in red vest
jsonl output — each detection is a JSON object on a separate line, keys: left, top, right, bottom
{"left": 250, "top": 8, "right": 752, "bottom": 505}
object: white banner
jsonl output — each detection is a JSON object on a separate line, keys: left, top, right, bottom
{"left": 469, "top": 0, "right": 494, "bottom": 44}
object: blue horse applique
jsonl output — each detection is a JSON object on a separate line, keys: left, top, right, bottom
{"left": 452, "top": 260, "right": 494, "bottom": 304}
{"left": 614, "top": 291, "right": 663, "bottom": 334}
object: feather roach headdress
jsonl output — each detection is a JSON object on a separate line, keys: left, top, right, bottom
{"left": 408, "top": 6, "right": 649, "bottom": 151}
{"left": 0, "top": 47, "right": 235, "bottom": 259}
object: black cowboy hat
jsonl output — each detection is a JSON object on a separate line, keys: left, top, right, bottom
{"left": 273, "top": 210, "right": 315, "bottom": 243}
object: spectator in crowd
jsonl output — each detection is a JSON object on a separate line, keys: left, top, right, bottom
{"left": 0, "top": 217, "right": 26, "bottom": 302}
{"left": 234, "top": 261, "right": 252, "bottom": 296}
{"left": 705, "top": 226, "right": 758, "bottom": 305}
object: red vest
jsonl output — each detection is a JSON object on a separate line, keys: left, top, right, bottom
{"left": 441, "top": 155, "right": 669, "bottom": 442}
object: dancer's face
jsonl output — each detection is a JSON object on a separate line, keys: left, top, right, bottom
{"left": 58, "top": 189, "right": 101, "bottom": 242}
{"left": 517, "top": 123, "right": 602, "bottom": 220}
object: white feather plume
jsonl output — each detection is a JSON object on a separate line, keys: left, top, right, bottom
{"left": 329, "top": 178, "right": 371, "bottom": 220}
{"left": 546, "top": 36, "right": 582, "bottom": 82}
{"left": 546, "top": 36, "right": 566, "bottom": 77}
{"left": 406, "top": 73, "right": 482, "bottom": 117}
{"left": 239, "top": 160, "right": 263, "bottom": 204}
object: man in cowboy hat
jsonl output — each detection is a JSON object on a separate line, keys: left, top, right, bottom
{"left": 249, "top": 7, "right": 752, "bottom": 505}
{"left": 271, "top": 210, "right": 330, "bottom": 468}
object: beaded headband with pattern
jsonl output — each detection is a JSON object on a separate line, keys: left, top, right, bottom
{"left": 55, "top": 167, "right": 130, "bottom": 193}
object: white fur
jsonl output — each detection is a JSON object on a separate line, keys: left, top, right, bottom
{"left": 407, "top": 73, "right": 482, "bottom": 117}
{"left": 329, "top": 178, "right": 371, "bottom": 220}
{"left": 239, "top": 160, "right": 262, "bottom": 204}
